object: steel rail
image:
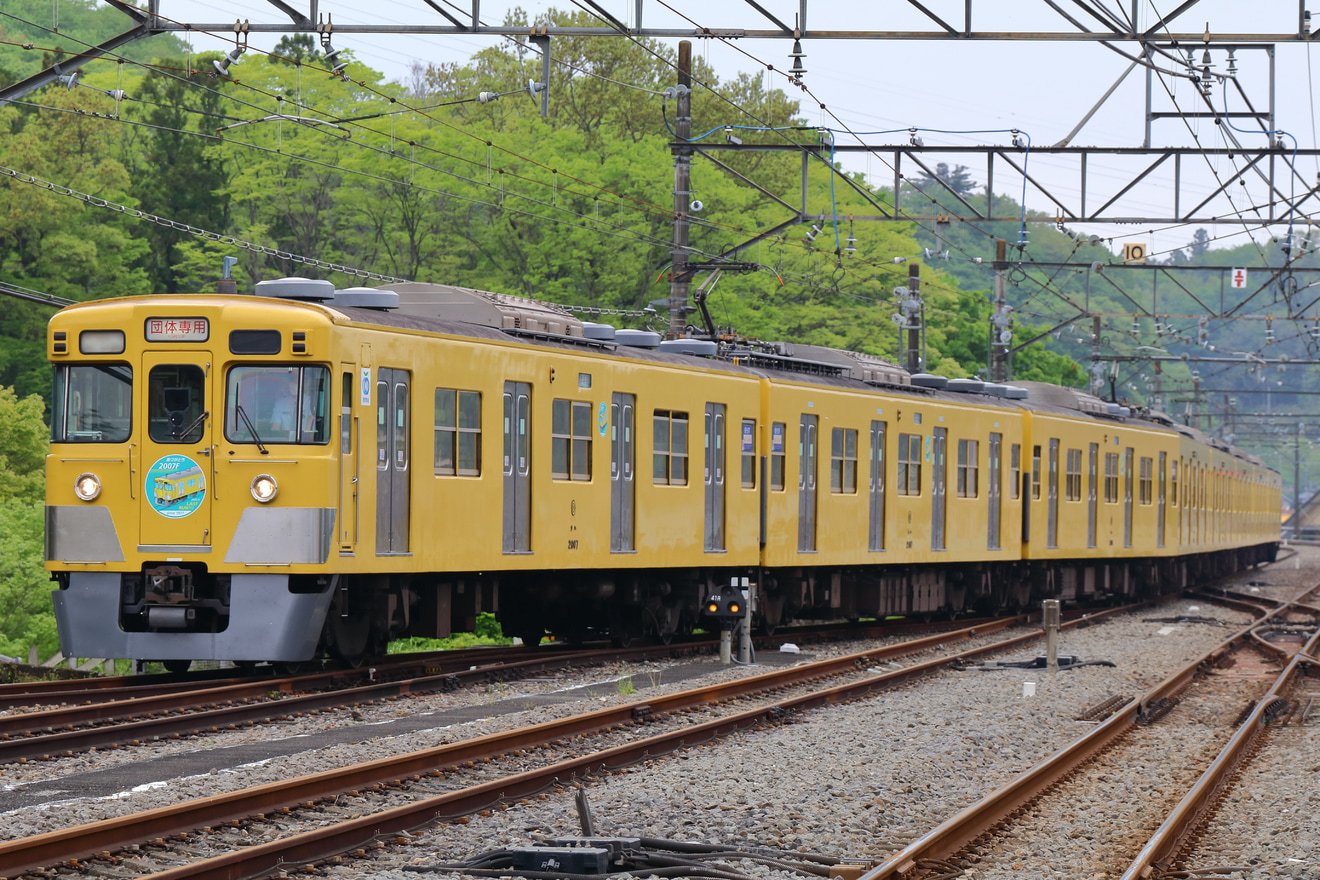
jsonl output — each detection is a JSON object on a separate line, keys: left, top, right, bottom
{"left": 0, "top": 609, "right": 1119, "bottom": 877}
{"left": 859, "top": 587, "right": 1304, "bottom": 880}
{"left": 1121, "top": 619, "right": 1320, "bottom": 880}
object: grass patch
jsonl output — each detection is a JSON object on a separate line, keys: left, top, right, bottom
{"left": 387, "top": 612, "right": 513, "bottom": 653}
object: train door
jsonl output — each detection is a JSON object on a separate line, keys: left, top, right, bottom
{"left": 797, "top": 414, "right": 817, "bottom": 552}
{"left": 987, "top": 432, "right": 1001, "bottom": 550}
{"left": 375, "top": 368, "right": 410, "bottom": 554}
{"left": 338, "top": 369, "right": 358, "bottom": 550}
{"left": 868, "top": 421, "right": 886, "bottom": 551}
{"left": 931, "top": 427, "right": 947, "bottom": 551}
{"left": 139, "top": 353, "right": 213, "bottom": 549}
{"left": 704, "top": 403, "right": 726, "bottom": 552}
{"left": 503, "top": 381, "right": 532, "bottom": 553}
{"left": 1123, "top": 447, "right": 1134, "bottom": 548}
{"left": 1047, "top": 439, "right": 1059, "bottom": 549}
{"left": 1158, "top": 451, "right": 1167, "bottom": 548}
{"left": 1087, "top": 443, "right": 1098, "bottom": 548}
{"left": 610, "top": 392, "right": 635, "bottom": 552}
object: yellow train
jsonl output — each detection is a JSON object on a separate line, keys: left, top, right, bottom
{"left": 44, "top": 278, "right": 1281, "bottom": 667}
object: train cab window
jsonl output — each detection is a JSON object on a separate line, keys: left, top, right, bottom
{"left": 897, "top": 433, "right": 922, "bottom": 495}
{"left": 652, "top": 410, "right": 688, "bottom": 485}
{"left": 1065, "top": 448, "right": 1083, "bottom": 501}
{"left": 51, "top": 363, "right": 133, "bottom": 443}
{"left": 831, "top": 428, "right": 858, "bottom": 494}
{"left": 435, "top": 388, "right": 482, "bottom": 476}
{"left": 225, "top": 365, "right": 331, "bottom": 445}
{"left": 956, "top": 438, "right": 978, "bottom": 498}
{"left": 148, "top": 364, "right": 206, "bottom": 443}
{"left": 1139, "top": 456, "right": 1153, "bottom": 504}
{"left": 1031, "top": 445, "right": 1042, "bottom": 500}
{"left": 741, "top": 419, "right": 757, "bottom": 489}
{"left": 770, "top": 422, "right": 786, "bottom": 491}
{"left": 1009, "top": 443, "right": 1021, "bottom": 499}
{"left": 553, "top": 399, "right": 593, "bottom": 481}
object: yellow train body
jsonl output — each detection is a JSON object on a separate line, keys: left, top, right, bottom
{"left": 44, "top": 281, "right": 1282, "bottom": 664}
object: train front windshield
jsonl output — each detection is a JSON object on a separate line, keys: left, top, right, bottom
{"left": 225, "top": 365, "right": 331, "bottom": 445}
{"left": 51, "top": 364, "right": 133, "bottom": 443}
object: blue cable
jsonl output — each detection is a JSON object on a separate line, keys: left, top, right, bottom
{"left": 1217, "top": 79, "right": 1300, "bottom": 247}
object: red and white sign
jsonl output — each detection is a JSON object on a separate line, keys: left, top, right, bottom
{"left": 145, "top": 317, "right": 209, "bottom": 342}
{"left": 1230, "top": 268, "right": 1248, "bottom": 289}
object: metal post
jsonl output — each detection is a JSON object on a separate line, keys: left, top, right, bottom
{"left": 719, "top": 629, "right": 732, "bottom": 664}
{"left": 738, "top": 577, "right": 753, "bottom": 664}
{"left": 1042, "top": 599, "right": 1061, "bottom": 673}
{"left": 907, "top": 263, "right": 921, "bottom": 373}
{"left": 1295, "top": 419, "right": 1302, "bottom": 537}
{"left": 668, "top": 41, "right": 692, "bottom": 339}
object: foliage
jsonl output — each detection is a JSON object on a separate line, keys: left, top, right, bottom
{"left": 386, "top": 612, "right": 509, "bottom": 652}
{"left": 0, "top": 387, "right": 54, "bottom": 660}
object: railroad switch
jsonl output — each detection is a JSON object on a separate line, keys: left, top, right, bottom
{"left": 510, "top": 846, "right": 611, "bottom": 874}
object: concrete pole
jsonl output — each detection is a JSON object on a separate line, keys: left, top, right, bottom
{"left": 991, "top": 239, "right": 1008, "bottom": 382}
{"left": 1042, "top": 599, "right": 1061, "bottom": 673}
{"left": 906, "top": 263, "right": 921, "bottom": 373}
{"left": 668, "top": 41, "right": 692, "bottom": 339}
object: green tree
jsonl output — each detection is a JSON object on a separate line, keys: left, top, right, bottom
{"left": 0, "top": 387, "right": 52, "bottom": 660}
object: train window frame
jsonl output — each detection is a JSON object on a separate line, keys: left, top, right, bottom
{"left": 652, "top": 410, "right": 689, "bottom": 486}
{"left": 51, "top": 363, "right": 133, "bottom": 444}
{"left": 897, "top": 432, "right": 922, "bottom": 496}
{"left": 1171, "top": 459, "right": 1179, "bottom": 505}
{"left": 1009, "top": 443, "right": 1021, "bottom": 499}
{"left": 1139, "top": 456, "right": 1153, "bottom": 505}
{"left": 831, "top": 427, "right": 858, "bottom": 494}
{"left": 1031, "top": 445, "right": 1042, "bottom": 500}
{"left": 769, "top": 421, "right": 786, "bottom": 492}
{"left": 552, "top": 399, "right": 593, "bottom": 482}
{"left": 435, "top": 388, "right": 482, "bottom": 477}
{"left": 740, "top": 418, "right": 757, "bottom": 489}
{"left": 956, "top": 438, "right": 979, "bottom": 498}
{"left": 1065, "top": 448, "right": 1083, "bottom": 502}
{"left": 224, "top": 364, "right": 332, "bottom": 446}
{"left": 147, "top": 364, "right": 207, "bottom": 444}
{"left": 1104, "top": 452, "right": 1120, "bottom": 503}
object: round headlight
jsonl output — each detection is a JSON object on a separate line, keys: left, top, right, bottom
{"left": 74, "top": 472, "right": 102, "bottom": 501}
{"left": 250, "top": 474, "right": 279, "bottom": 503}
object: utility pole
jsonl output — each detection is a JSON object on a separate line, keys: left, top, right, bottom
{"left": 1295, "top": 419, "right": 1303, "bottom": 538}
{"left": 668, "top": 41, "right": 692, "bottom": 339}
{"left": 990, "top": 238, "right": 1009, "bottom": 383}
{"left": 907, "top": 263, "right": 922, "bottom": 373}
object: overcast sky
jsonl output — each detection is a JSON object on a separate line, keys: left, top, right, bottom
{"left": 130, "top": 2, "right": 1320, "bottom": 261}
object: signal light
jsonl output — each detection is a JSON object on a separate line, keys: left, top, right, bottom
{"left": 703, "top": 586, "right": 746, "bottom": 621}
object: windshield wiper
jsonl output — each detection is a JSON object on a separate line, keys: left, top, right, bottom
{"left": 172, "top": 410, "right": 210, "bottom": 440}
{"left": 235, "top": 405, "right": 269, "bottom": 455}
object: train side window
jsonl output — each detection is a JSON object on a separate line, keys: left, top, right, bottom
{"left": 435, "top": 388, "right": 482, "bottom": 477}
{"left": 956, "top": 438, "right": 978, "bottom": 498}
{"left": 740, "top": 419, "right": 756, "bottom": 489}
{"left": 653, "top": 410, "right": 688, "bottom": 486}
{"left": 1031, "top": 445, "right": 1042, "bottom": 500}
{"left": 831, "top": 428, "right": 858, "bottom": 494}
{"left": 1140, "top": 456, "right": 1153, "bottom": 504}
{"left": 897, "top": 432, "right": 922, "bottom": 495}
{"left": 1066, "top": 448, "right": 1082, "bottom": 501}
{"left": 552, "top": 399, "right": 592, "bottom": 481}
{"left": 1009, "top": 443, "right": 1021, "bottom": 499}
{"left": 1104, "top": 452, "right": 1119, "bottom": 502}
{"left": 770, "top": 421, "right": 786, "bottom": 491}
{"left": 377, "top": 381, "right": 388, "bottom": 469}
{"left": 1171, "top": 459, "right": 1179, "bottom": 505}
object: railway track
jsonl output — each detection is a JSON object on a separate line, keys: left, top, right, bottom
{"left": 858, "top": 585, "right": 1319, "bottom": 879}
{"left": 0, "top": 616, "right": 1023, "bottom": 766}
{"left": 0, "top": 608, "right": 1135, "bottom": 878}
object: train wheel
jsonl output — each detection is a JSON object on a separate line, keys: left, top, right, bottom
{"left": 162, "top": 659, "right": 191, "bottom": 674}
{"left": 326, "top": 611, "right": 373, "bottom": 667}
